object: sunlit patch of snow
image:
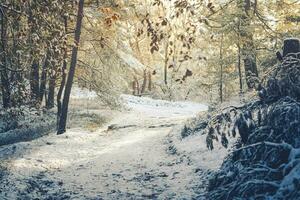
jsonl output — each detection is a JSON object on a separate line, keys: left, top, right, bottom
{"left": 121, "top": 94, "right": 208, "bottom": 118}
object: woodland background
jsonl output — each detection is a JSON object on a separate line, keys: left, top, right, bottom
{"left": 0, "top": 1, "right": 300, "bottom": 199}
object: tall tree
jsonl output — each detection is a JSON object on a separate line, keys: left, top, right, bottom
{"left": 39, "top": 52, "right": 49, "bottom": 103}
{"left": 47, "top": 75, "right": 56, "bottom": 109}
{"left": 238, "top": 0, "right": 259, "bottom": 89}
{"left": 0, "top": 5, "right": 11, "bottom": 108}
{"left": 58, "top": 0, "right": 84, "bottom": 134}
{"left": 57, "top": 16, "right": 68, "bottom": 128}
{"left": 28, "top": 1, "right": 40, "bottom": 105}
{"left": 236, "top": 28, "right": 243, "bottom": 94}
{"left": 219, "top": 34, "right": 224, "bottom": 103}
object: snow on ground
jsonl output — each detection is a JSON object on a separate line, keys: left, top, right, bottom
{"left": 121, "top": 94, "right": 208, "bottom": 118}
{"left": 0, "top": 93, "right": 229, "bottom": 199}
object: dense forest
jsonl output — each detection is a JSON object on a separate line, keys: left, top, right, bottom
{"left": 0, "top": 0, "right": 299, "bottom": 199}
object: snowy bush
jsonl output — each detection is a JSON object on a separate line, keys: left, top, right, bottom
{"left": 189, "top": 52, "right": 300, "bottom": 199}
{"left": 0, "top": 107, "right": 56, "bottom": 146}
{"left": 0, "top": 107, "right": 26, "bottom": 133}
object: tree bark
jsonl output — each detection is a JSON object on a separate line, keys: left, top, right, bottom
{"left": 164, "top": 41, "right": 169, "bottom": 85}
{"left": 30, "top": 60, "right": 40, "bottom": 104}
{"left": 148, "top": 71, "right": 152, "bottom": 91}
{"left": 219, "top": 34, "right": 224, "bottom": 103}
{"left": 238, "top": 0, "right": 259, "bottom": 89}
{"left": 39, "top": 53, "right": 49, "bottom": 103}
{"left": 28, "top": 2, "right": 40, "bottom": 105}
{"left": 10, "top": 4, "right": 25, "bottom": 106}
{"left": 57, "top": 0, "right": 84, "bottom": 134}
{"left": 141, "top": 69, "right": 147, "bottom": 94}
{"left": 57, "top": 17, "right": 68, "bottom": 128}
{"left": 132, "top": 81, "right": 136, "bottom": 95}
{"left": 47, "top": 75, "right": 56, "bottom": 109}
{"left": 236, "top": 22, "right": 243, "bottom": 94}
{"left": 237, "top": 43, "right": 243, "bottom": 92}
{"left": 133, "top": 76, "right": 140, "bottom": 96}
{"left": 244, "top": 56, "right": 258, "bottom": 88}
{"left": 0, "top": 6, "right": 11, "bottom": 108}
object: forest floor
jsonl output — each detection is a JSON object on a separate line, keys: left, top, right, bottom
{"left": 0, "top": 90, "right": 230, "bottom": 199}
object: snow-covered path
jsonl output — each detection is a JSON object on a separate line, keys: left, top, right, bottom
{"left": 0, "top": 95, "right": 228, "bottom": 199}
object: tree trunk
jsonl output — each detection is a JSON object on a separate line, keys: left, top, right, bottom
{"left": 28, "top": 2, "right": 40, "bottom": 106}
{"left": 219, "top": 34, "right": 224, "bottom": 103}
{"left": 47, "top": 76, "right": 56, "bottom": 109}
{"left": 39, "top": 53, "right": 49, "bottom": 103}
{"left": 57, "top": 0, "right": 84, "bottom": 135}
{"left": 141, "top": 69, "right": 147, "bottom": 94}
{"left": 0, "top": 6, "right": 11, "bottom": 108}
{"left": 133, "top": 76, "right": 140, "bottom": 96}
{"left": 244, "top": 56, "right": 258, "bottom": 88}
{"left": 237, "top": 43, "right": 243, "bottom": 94}
{"left": 164, "top": 41, "right": 169, "bottom": 85}
{"left": 30, "top": 60, "right": 40, "bottom": 104}
{"left": 57, "top": 17, "right": 68, "bottom": 128}
{"left": 132, "top": 81, "right": 136, "bottom": 95}
{"left": 236, "top": 21, "right": 243, "bottom": 95}
{"left": 148, "top": 71, "right": 152, "bottom": 91}
{"left": 238, "top": 0, "right": 259, "bottom": 89}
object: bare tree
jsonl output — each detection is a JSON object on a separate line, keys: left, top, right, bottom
{"left": 219, "top": 34, "right": 224, "bottom": 103}
{"left": 57, "top": 16, "right": 68, "bottom": 128}
{"left": 39, "top": 52, "right": 49, "bottom": 103}
{"left": 238, "top": 0, "right": 259, "bottom": 89}
{"left": 0, "top": 5, "right": 11, "bottom": 108}
{"left": 28, "top": 1, "right": 40, "bottom": 106}
{"left": 148, "top": 71, "right": 152, "bottom": 91}
{"left": 141, "top": 69, "right": 147, "bottom": 94}
{"left": 57, "top": 0, "right": 85, "bottom": 134}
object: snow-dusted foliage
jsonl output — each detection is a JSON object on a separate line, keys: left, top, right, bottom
{"left": 185, "top": 53, "right": 300, "bottom": 199}
{"left": 0, "top": 107, "right": 56, "bottom": 146}
{"left": 207, "top": 99, "right": 300, "bottom": 199}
